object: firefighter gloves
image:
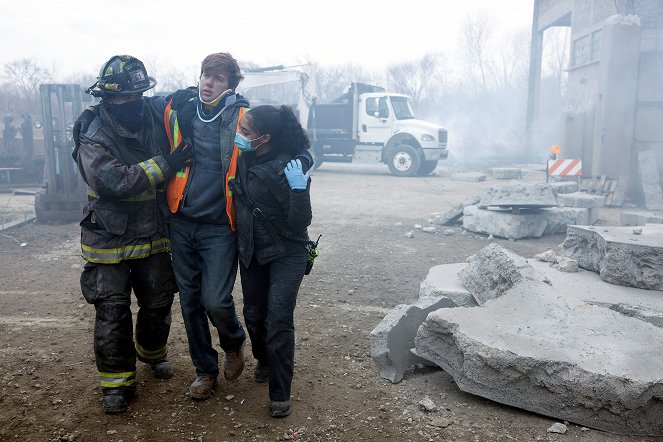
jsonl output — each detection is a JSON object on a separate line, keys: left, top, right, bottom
{"left": 165, "top": 140, "right": 193, "bottom": 172}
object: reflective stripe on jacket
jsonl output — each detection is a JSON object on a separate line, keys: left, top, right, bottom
{"left": 163, "top": 99, "right": 247, "bottom": 231}
{"left": 75, "top": 104, "right": 172, "bottom": 264}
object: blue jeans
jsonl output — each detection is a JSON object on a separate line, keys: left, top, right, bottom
{"left": 169, "top": 218, "right": 245, "bottom": 376}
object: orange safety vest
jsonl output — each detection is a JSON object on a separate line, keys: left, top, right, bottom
{"left": 163, "top": 100, "right": 246, "bottom": 231}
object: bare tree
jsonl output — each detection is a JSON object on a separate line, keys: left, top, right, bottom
{"left": 460, "top": 14, "right": 493, "bottom": 92}
{"left": 543, "top": 27, "right": 570, "bottom": 93}
{"left": 313, "top": 63, "right": 374, "bottom": 102}
{"left": 3, "top": 58, "right": 51, "bottom": 102}
{"left": 489, "top": 30, "right": 530, "bottom": 91}
{"left": 387, "top": 53, "right": 443, "bottom": 108}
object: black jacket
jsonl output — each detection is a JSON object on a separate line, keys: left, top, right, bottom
{"left": 74, "top": 103, "right": 174, "bottom": 263}
{"left": 233, "top": 149, "right": 312, "bottom": 267}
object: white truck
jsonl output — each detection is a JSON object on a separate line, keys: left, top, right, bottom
{"left": 238, "top": 66, "right": 448, "bottom": 176}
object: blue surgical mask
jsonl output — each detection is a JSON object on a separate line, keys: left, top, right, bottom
{"left": 234, "top": 132, "right": 262, "bottom": 152}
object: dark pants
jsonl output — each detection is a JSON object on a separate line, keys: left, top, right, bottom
{"left": 240, "top": 246, "right": 307, "bottom": 402}
{"left": 80, "top": 252, "right": 177, "bottom": 391}
{"left": 169, "top": 218, "right": 245, "bottom": 376}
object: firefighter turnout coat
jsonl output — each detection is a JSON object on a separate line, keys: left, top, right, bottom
{"left": 74, "top": 104, "right": 173, "bottom": 262}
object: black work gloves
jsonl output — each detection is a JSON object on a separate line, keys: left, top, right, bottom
{"left": 164, "top": 139, "right": 193, "bottom": 172}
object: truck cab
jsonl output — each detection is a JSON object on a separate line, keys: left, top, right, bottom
{"left": 239, "top": 69, "right": 449, "bottom": 176}
{"left": 309, "top": 83, "right": 448, "bottom": 176}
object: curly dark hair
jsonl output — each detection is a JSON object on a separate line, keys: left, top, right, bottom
{"left": 247, "top": 105, "right": 310, "bottom": 156}
{"left": 200, "top": 52, "right": 244, "bottom": 89}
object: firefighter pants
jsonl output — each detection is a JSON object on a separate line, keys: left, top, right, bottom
{"left": 80, "top": 252, "right": 178, "bottom": 391}
{"left": 240, "top": 246, "right": 307, "bottom": 402}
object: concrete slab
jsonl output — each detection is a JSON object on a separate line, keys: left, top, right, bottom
{"left": 435, "top": 196, "right": 480, "bottom": 226}
{"left": 419, "top": 263, "right": 477, "bottom": 307}
{"left": 478, "top": 183, "right": 557, "bottom": 209}
{"left": 463, "top": 205, "right": 593, "bottom": 240}
{"left": 370, "top": 296, "right": 457, "bottom": 383}
{"left": 488, "top": 168, "right": 522, "bottom": 180}
{"left": 415, "top": 288, "right": 663, "bottom": 435}
{"left": 557, "top": 192, "right": 606, "bottom": 208}
{"left": 415, "top": 245, "right": 663, "bottom": 435}
{"left": 548, "top": 181, "right": 578, "bottom": 195}
{"left": 620, "top": 210, "right": 663, "bottom": 226}
{"left": 458, "top": 244, "right": 531, "bottom": 305}
{"left": 450, "top": 172, "right": 487, "bottom": 182}
{"left": 530, "top": 260, "right": 663, "bottom": 313}
{"left": 562, "top": 224, "right": 663, "bottom": 290}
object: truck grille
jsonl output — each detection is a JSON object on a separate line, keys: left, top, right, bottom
{"left": 439, "top": 129, "right": 448, "bottom": 146}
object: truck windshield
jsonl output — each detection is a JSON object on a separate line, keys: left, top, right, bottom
{"left": 390, "top": 96, "right": 415, "bottom": 120}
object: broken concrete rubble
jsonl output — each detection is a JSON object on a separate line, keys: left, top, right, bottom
{"left": 419, "top": 263, "right": 477, "bottom": 307}
{"left": 458, "top": 243, "right": 530, "bottom": 305}
{"left": 488, "top": 167, "right": 522, "bottom": 180}
{"left": 562, "top": 224, "right": 663, "bottom": 290}
{"left": 463, "top": 205, "right": 593, "bottom": 240}
{"left": 478, "top": 183, "right": 557, "bottom": 208}
{"left": 450, "top": 172, "right": 486, "bottom": 182}
{"left": 414, "top": 244, "right": 663, "bottom": 435}
{"left": 620, "top": 210, "right": 663, "bottom": 226}
{"left": 370, "top": 296, "right": 457, "bottom": 384}
{"left": 556, "top": 192, "right": 605, "bottom": 208}
{"left": 548, "top": 181, "right": 578, "bottom": 195}
{"left": 435, "top": 196, "right": 480, "bottom": 226}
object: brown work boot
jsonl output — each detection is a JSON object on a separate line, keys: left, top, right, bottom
{"left": 223, "top": 343, "right": 245, "bottom": 381}
{"left": 189, "top": 375, "right": 218, "bottom": 400}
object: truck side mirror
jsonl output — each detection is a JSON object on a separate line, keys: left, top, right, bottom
{"left": 373, "top": 111, "right": 380, "bottom": 118}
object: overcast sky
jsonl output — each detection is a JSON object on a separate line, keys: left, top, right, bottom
{"left": 0, "top": 0, "right": 534, "bottom": 81}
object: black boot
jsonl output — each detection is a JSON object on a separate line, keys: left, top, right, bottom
{"left": 103, "top": 389, "right": 129, "bottom": 414}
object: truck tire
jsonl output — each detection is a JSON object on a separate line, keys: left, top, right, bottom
{"left": 387, "top": 144, "right": 421, "bottom": 177}
{"left": 417, "top": 160, "right": 439, "bottom": 176}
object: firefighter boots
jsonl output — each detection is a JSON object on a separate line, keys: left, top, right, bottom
{"left": 150, "top": 359, "right": 173, "bottom": 379}
{"left": 103, "top": 388, "right": 133, "bottom": 414}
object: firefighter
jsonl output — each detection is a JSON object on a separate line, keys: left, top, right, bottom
{"left": 73, "top": 55, "right": 192, "bottom": 414}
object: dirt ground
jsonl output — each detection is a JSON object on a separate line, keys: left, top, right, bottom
{"left": 0, "top": 162, "right": 655, "bottom": 442}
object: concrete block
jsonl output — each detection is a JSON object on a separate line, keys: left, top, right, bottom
{"left": 489, "top": 168, "right": 522, "bottom": 179}
{"left": 419, "top": 263, "right": 478, "bottom": 307}
{"left": 450, "top": 172, "right": 487, "bottom": 182}
{"left": 637, "top": 150, "right": 663, "bottom": 210}
{"left": 415, "top": 258, "right": 663, "bottom": 435}
{"left": 557, "top": 192, "right": 606, "bottom": 208}
{"left": 478, "top": 183, "right": 557, "bottom": 208}
{"left": 609, "top": 303, "right": 663, "bottom": 329}
{"left": 620, "top": 210, "right": 663, "bottom": 226}
{"left": 370, "top": 296, "right": 457, "bottom": 383}
{"left": 458, "top": 244, "right": 534, "bottom": 305}
{"left": 463, "top": 206, "right": 592, "bottom": 239}
{"left": 562, "top": 224, "right": 663, "bottom": 290}
{"left": 548, "top": 181, "right": 578, "bottom": 195}
{"left": 435, "top": 196, "right": 480, "bottom": 225}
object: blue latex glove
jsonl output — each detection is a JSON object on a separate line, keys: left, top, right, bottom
{"left": 284, "top": 159, "right": 309, "bottom": 190}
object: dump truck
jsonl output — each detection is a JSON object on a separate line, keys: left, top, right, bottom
{"left": 238, "top": 66, "right": 448, "bottom": 176}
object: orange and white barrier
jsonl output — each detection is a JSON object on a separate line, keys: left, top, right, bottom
{"left": 547, "top": 159, "right": 582, "bottom": 176}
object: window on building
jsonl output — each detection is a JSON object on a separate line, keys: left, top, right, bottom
{"left": 591, "top": 30, "right": 601, "bottom": 61}
{"left": 573, "top": 34, "right": 591, "bottom": 66}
